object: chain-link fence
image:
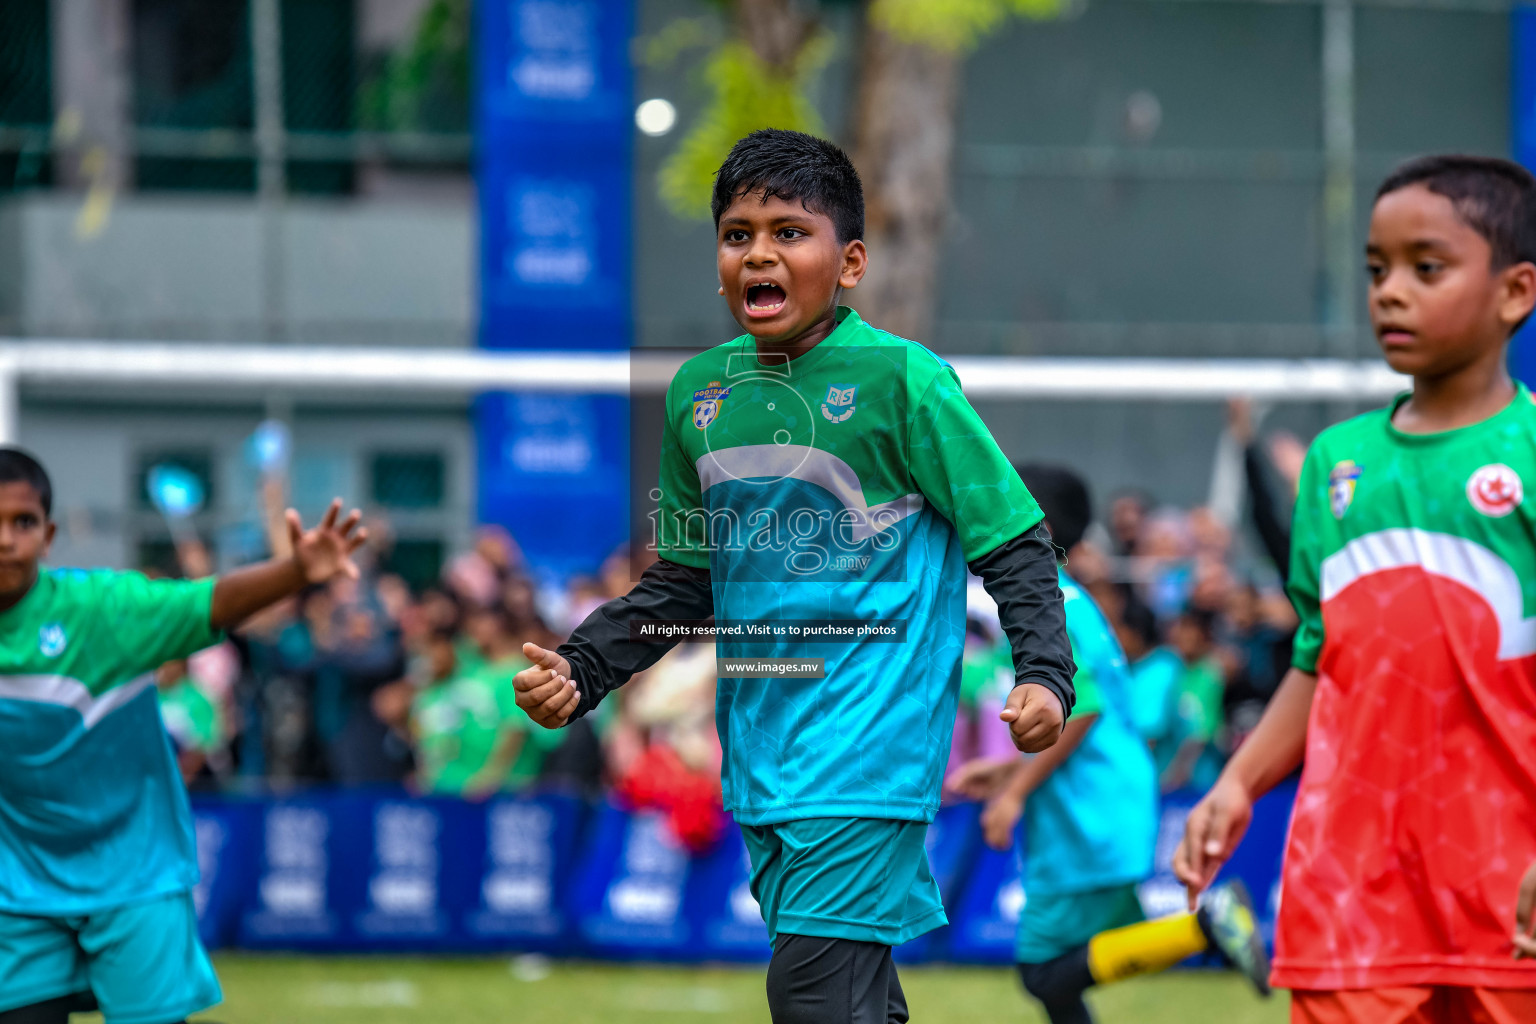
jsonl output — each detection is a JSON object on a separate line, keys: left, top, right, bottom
{"left": 0, "top": 0, "right": 54, "bottom": 192}
{"left": 1, "top": 0, "right": 471, "bottom": 196}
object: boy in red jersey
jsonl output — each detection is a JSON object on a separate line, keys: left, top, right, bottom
{"left": 1175, "top": 155, "right": 1536, "bottom": 1023}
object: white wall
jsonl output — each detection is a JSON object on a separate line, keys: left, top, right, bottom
{"left": 0, "top": 194, "right": 474, "bottom": 345}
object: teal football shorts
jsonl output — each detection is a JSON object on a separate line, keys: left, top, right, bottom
{"left": 0, "top": 889, "right": 221, "bottom": 1024}
{"left": 740, "top": 816, "right": 947, "bottom": 947}
{"left": 1015, "top": 882, "right": 1146, "bottom": 964}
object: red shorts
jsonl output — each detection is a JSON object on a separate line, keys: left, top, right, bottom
{"left": 1292, "top": 987, "right": 1536, "bottom": 1024}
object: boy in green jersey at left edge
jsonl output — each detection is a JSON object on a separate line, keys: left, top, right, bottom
{"left": 0, "top": 449, "right": 367, "bottom": 1024}
{"left": 513, "top": 129, "right": 1077, "bottom": 1024}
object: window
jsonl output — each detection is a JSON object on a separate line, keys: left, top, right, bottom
{"left": 130, "top": 0, "right": 354, "bottom": 194}
{"left": 135, "top": 449, "right": 215, "bottom": 512}
{"left": 0, "top": 0, "right": 54, "bottom": 192}
{"left": 370, "top": 452, "right": 444, "bottom": 509}
{"left": 281, "top": 0, "right": 355, "bottom": 195}
{"left": 132, "top": 0, "right": 254, "bottom": 191}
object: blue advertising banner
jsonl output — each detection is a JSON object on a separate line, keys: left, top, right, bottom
{"left": 474, "top": 0, "right": 632, "bottom": 577}
{"left": 191, "top": 801, "right": 259, "bottom": 950}
{"left": 1513, "top": 6, "right": 1536, "bottom": 386}
{"left": 477, "top": 0, "right": 631, "bottom": 155}
{"left": 346, "top": 795, "right": 462, "bottom": 947}
{"left": 473, "top": 0, "right": 632, "bottom": 347}
{"left": 569, "top": 804, "right": 696, "bottom": 958}
{"left": 947, "top": 842, "right": 1025, "bottom": 964}
{"left": 195, "top": 787, "right": 1295, "bottom": 960}
{"left": 461, "top": 794, "right": 586, "bottom": 950}
{"left": 237, "top": 797, "right": 346, "bottom": 948}
{"left": 690, "top": 828, "right": 772, "bottom": 961}
{"left": 477, "top": 153, "right": 632, "bottom": 347}
{"left": 895, "top": 802, "right": 982, "bottom": 963}
{"left": 475, "top": 390, "right": 630, "bottom": 580}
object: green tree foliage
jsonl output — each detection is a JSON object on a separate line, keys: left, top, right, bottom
{"left": 658, "top": 34, "right": 833, "bottom": 220}
{"left": 360, "top": 0, "right": 471, "bottom": 134}
{"left": 656, "top": 0, "right": 1060, "bottom": 221}
{"left": 869, "top": 0, "right": 1060, "bottom": 54}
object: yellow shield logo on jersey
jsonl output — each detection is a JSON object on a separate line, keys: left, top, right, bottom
{"left": 1328, "top": 460, "right": 1362, "bottom": 519}
{"left": 691, "top": 381, "right": 731, "bottom": 430}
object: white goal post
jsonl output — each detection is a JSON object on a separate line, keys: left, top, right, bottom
{"left": 0, "top": 339, "right": 1411, "bottom": 445}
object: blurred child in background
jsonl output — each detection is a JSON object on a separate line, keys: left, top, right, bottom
{"left": 949, "top": 463, "right": 1268, "bottom": 1024}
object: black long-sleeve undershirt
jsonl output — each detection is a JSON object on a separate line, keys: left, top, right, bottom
{"left": 556, "top": 557, "right": 714, "bottom": 721}
{"left": 967, "top": 524, "right": 1077, "bottom": 718}
{"left": 555, "top": 524, "right": 1076, "bottom": 722}
{"left": 1244, "top": 442, "right": 1292, "bottom": 585}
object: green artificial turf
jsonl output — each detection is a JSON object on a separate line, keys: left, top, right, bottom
{"left": 78, "top": 954, "right": 1291, "bottom": 1023}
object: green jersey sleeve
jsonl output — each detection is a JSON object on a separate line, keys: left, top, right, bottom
{"left": 1287, "top": 442, "right": 1328, "bottom": 674}
{"left": 1070, "top": 661, "right": 1107, "bottom": 718}
{"left": 159, "top": 680, "right": 222, "bottom": 752}
{"left": 1171, "top": 661, "right": 1222, "bottom": 742}
{"left": 99, "top": 573, "right": 222, "bottom": 681}
{"left": 907, "top": 366, "right": 1043, "bottom": 562}
{"left": 656, "top": 376, "right": 710, "bottom": 569}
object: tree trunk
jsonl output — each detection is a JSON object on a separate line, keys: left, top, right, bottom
{"left": 734, "top": 0, "right": 817, "bottom": 72}
{"left": 849, "top": 23, "right": 961, "bottom": 341}
{"left": 50, "top": 0, "right": 133, "bottom": 192}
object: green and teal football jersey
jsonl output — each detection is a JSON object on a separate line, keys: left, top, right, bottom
{"left": 0, "top": 570, "right": 221, "bottom": 915}
{"left": 655, "top": 306, "right": 1042, "bottom": 825}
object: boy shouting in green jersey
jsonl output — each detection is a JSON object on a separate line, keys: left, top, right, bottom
{"left": 0, "top": 450, "right": 366, "bottom": 1024}
{"left": 514, "top": 129, "right": 1076, "bottom": 1023}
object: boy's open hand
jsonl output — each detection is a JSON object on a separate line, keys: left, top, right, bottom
{"left": 1513, "top": 860, "right": 1536, "bottom": 958}
{"left": 514, "top": 642, "right": 581, "bottom": 729}
{"left": 1001, "top": 683, "right": 1064, "bottom": 753}
{"left": 1173, "top": 774, "right": 1254, "bottom": 911}
{"left": 945, "top": 757, "right": 1019, "bottom": 801}
{"left": 288, "top": 499, "right": 367, "bottom": 583}
{"left": 981, "top": 793, "right": 1024, "bottom": 852}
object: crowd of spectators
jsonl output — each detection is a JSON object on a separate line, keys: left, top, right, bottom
{"left": 155, "top": 400, "right": 1306, "bottom": 847}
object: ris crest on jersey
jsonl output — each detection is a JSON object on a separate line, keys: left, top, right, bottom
{"left": 820, "top": 384, "right": 857, "bottom": 424}
{"left": 1467, "top": 463, "right": 1523, "bottom": 518}
{"left": 38, "top": 623, "right": 66, "bottom": 658}
{"left": 691, "top": 381, "right": 731, "bottom": 430}
{"left": 1328, "top": 460, "right": 1362, "bottom": 519}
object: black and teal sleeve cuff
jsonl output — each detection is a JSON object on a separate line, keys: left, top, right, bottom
{"left": 555, "top": 557, "right": 715, "bottom": 720}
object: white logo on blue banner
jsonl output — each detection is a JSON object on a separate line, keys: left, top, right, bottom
{"left": 996, "top": 877, "right": 1025, "bottom": 923}
{"left": 483, "top": 803, "right": 555, "bottom": 916}
{"left": 606, "top": 813, "right": 687, "bottom": 925}
{"left": 193, "top": 816, "right": 227, "bottom": 919}
{"left": 367, "top": 803, "right": 439, "bottom": 919}
{"left": 512, "top": 0, "right": 598, "bottom": 101}
{"left": 259, "top": 807, "right": 328, "bottom": 918}
{"left": 510, "top": 181, "right": 596, "bottom": 287}
{"left": 505, "top": 394, "right": 596, "bottom": 475}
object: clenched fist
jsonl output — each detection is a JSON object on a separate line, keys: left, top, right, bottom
{"left": 513, "top": 642, "right": 581, "bottom": 729}
{"left": 1000, "top": 683, "right": 1064, "bottom": 753}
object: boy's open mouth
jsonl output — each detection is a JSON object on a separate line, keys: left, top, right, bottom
{"left": 746, "top": 282, "right": 788, "bottom": 313}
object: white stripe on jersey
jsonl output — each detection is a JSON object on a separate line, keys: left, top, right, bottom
{"left": 695, "top": 444, "right": 924, "bottom": 542}
{"left": 0, "top": 673, "right": 156, "bottom": 728}
{"left": 1319, "top": 527, "right": 1536, "bottom": 660}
